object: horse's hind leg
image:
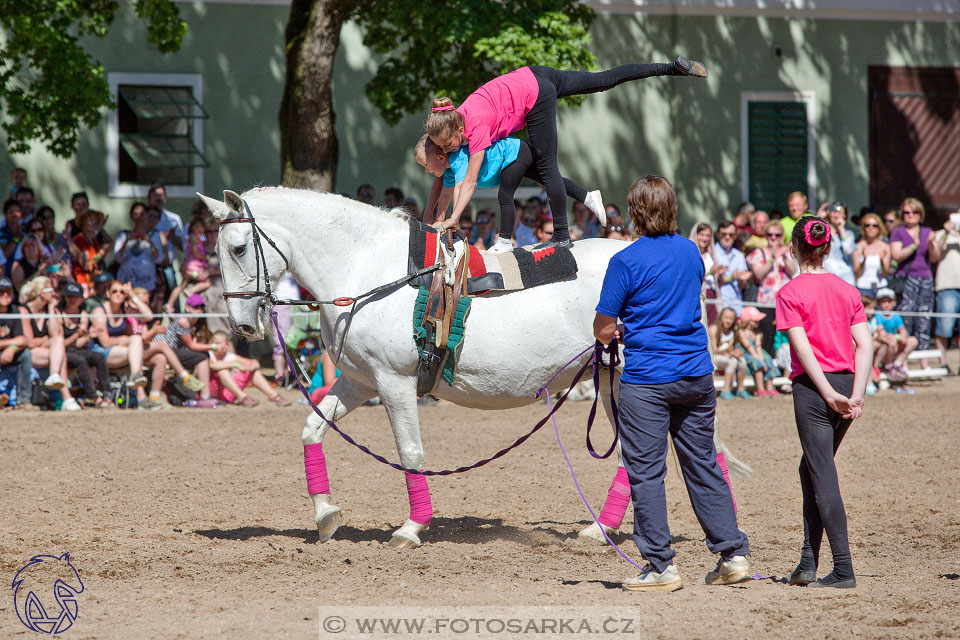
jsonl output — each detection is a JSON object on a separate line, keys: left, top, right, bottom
{"left": 302, "top": 377, "right": 375, "bottom": 542}
{"left": 578, "top": 364, "right": 631, "bottom": 545}
{"left": 376, "top": 376, "right": 432, "bottom": 550}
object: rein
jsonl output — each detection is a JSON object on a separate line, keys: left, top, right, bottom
{"left": 274, "top": 309, "right": 620, "bottom": 475}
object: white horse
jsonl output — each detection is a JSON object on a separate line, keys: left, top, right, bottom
{"left": 202, "top": 187, "right": 631, "bottom": 548}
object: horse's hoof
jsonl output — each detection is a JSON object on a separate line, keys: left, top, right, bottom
{"left": 315, "top": 505, "right": 343, "bottom": 543}
{"left": 577, "top": 521, "right": 617, "bottom": 545}
{"left": 388, "top": 532, "right": 423, "bottom": 549}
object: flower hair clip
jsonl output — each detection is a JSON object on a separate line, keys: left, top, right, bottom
{"left": 804, "top": 220, "right": 830, "bottom": 246}
{"left": 432, "top": 105, "right": 455, "bottom": 112}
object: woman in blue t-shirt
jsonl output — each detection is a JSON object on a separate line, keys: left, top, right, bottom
{"left": 594, "top": 174, "right": 750, "bottom": 592}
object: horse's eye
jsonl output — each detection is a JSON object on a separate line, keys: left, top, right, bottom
{"left": 233, "top": 245, "right": 246, "bottom": 257}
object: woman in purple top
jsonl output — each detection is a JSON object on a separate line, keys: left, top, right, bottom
{"left": 889, "top": 198, "right": 942, "bottom": 359}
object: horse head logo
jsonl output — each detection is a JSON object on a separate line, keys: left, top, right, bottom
{"left": 12, "top": 553, "right": 84, "bottom": 634}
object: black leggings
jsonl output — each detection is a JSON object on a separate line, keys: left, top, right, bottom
{"left": 793, "top": 372, "right": 855, "bottom": 579}
{"left": 66, "top": 347, "right": 110, "bottom": 399}
{"left": 528, "top": 63, "right": 675, "bottom": 241}
{"left": 497, "top": 142, "right": 587, "bottom": 240}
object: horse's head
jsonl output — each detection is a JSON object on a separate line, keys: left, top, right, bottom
{"left": 199, "top": 189, "right": 286, "bottom": 340}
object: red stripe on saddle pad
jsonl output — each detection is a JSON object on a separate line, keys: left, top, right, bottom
{"left": 468, "top": 245, "right": 486, "bottom": 278}
{"left": 532, "top": 246, "right": 555, "bottom": 263}
{"left": 423, "top": 232, "right": 438, "bottom": 269}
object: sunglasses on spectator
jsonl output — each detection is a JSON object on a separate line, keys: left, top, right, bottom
{"left": 766, "top": 232, "right": 783, "bottom": 237}
{"left": 606, "top": 225, "right": 624, "bottom": 232}
{"left": 110, "top": 288, "right": 125, "bottom": 294}
{"left": 476, "top": 217, "right": 490, "bottom": 224}
{"left": 901, "top": 209, "right": 919, "bottom": 215}
{"left": 41, "top": 287, "right": 55, "bottom": 293}
{"left": 717, "top": 231, "right": 736, "bottom": 238}
{"left": 460, "top": 225, "right": 473, "bottom": 232}
{"left": 0, "top": 289, "right": 13, "bottom": 295}
{"left": 863, "top": 223, "right": 879, "bottom": 228}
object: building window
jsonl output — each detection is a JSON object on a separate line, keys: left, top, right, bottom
{"left": 107, "top": 73, "right": 208, "bottom": 198}
{"left": 740, "top": 91, "right": 816, "bottom": 213}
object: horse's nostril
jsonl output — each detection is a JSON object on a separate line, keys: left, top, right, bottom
{"left": 238, "top": 324, "right": 255, "bottom": 335}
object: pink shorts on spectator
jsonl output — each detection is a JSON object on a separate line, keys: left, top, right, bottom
{"left": 210, "top": 370, "right": 253, "bottom": 403}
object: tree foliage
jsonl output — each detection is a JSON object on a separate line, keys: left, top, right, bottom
{"left": 355, "top": 0, "right": 596, "bottom": 126}
{"left": 0, "top": 0, "right": 186, "bottom": 157}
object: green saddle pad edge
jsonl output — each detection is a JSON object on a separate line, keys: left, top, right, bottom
{"left": 411, "top": 285, "right": 472, "bottom": 387}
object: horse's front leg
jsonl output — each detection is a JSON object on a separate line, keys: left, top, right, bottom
{"left": 302, "top": 376, "right": 375, "bottom": 542}
{"left": 377, "top": 375, "right": 432, "bottom": 550}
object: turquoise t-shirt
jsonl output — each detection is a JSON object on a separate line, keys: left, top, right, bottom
{"left": 442, "top": 138, "right": 522, "bottom": 189}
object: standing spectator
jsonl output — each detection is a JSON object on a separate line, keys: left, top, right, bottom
{"left": 852, "top": 213, "right": 891, "bottom": 297}
{"left": 355, "top": 184, "right": 375, "bottom": 205}
{"left": 821, "top": 201, "right": 856, "bottom": 285}
{"left": 384, "top": 187, "right": 404, "bottom": 209}
{"left": 15, "top": 187, "right": 35, "bottom": 221}
{"left": 62, "top": 192, "right": 111, "bottom": 250}
{"left": 7, "top": 167, "right": 27, "bottom": 199}
{"left": 0, "top": 276, "right": 32, "bottom": 408}
{"left": 69, "top": 209, "right": 110, "bottom": 293}
{"left": 780, "top": 191, "right": 808, "bottom": 244}
{"left": 932, "top": 216, "right": 960, "bottom": 373}
{"left": 732, "top": 201, "right": 755, "bottom": 250}
{"left": 714, "top": 220, "right": 752, "bottom": 316}
{"left": 513, "top": 199, "right": 540, "bottom": 247}
{"left": 595, "top": 174, "right": 749, "bottom": 592}
{"left": 743, "top": 210, "right": 769, "bottom": 252}
{"left": 690, "top": 222, "right": 721, "bottom": 325}
{"left": 114, "top": 202, "right": 161, "bottom": 293}
{"left": 147, "top": 184, "right": 184, "bottom": 295}
{"left": 747, "top": 219, "right": 798, "bottom": 354}
{"left": 882, "top": 208, "right": 901, "bottom": 239}
{"left": 890, "top": 198, "right": 940, "bottom": 367}
{"left": 1, "top": 198, "right": 24, "bottom": 261}
{"left": 60, "top": 281, "right": 113, "bottom": 408}
{"left": 18, "top": 277, "right": 82, "bottom": 410}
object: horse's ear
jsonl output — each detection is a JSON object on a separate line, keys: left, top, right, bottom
{"left": 223, "top": 190, "right": 244, "bottom": 215}
{"left": 197, "top": 193, "right": 229, "bottom": 221}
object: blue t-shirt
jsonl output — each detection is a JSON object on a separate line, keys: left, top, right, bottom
{"left": 596, "top": 234, "right": 714, "bottom": 385}
{"left": 443, "top": 138, "right": 522, "bottom": 189}
{"left": 874, "top": 312, "right": 904, "bottom": 334}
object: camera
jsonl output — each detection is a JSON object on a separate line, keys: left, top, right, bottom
{"left": 825, "top": 201, "right": 845, "bottom": 212}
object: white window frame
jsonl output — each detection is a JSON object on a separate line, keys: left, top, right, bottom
{"left": 107, "top": 72, "right": 204, "bottom": 199}
{"left": 740, "top": 90, "right": 817, "bottom": 206}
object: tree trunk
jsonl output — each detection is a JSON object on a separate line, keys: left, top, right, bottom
{"left": 279, "top": 0, "right": 357, "bottom": 191}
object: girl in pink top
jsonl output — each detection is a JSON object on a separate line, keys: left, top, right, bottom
{"left": 775, "top": 215, "right": 872, "bottom": 590}
{"left": 424, "top": 58, "right": 708, "bottom": 246}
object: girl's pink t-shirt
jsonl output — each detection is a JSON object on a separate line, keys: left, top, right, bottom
{"left": 775, "top": 272, "right": 867, "bottom": 379}
{"left": 457, "top": 67, "right": 539, "bottom": 155}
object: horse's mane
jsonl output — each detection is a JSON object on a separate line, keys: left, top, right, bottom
{"left": 240, "top": 187, "right": 412, "bottom": 225}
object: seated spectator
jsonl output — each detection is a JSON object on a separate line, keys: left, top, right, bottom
{"left": 1, "top": 198, "right": 24, "bottom": 261}
{"left": 472, "top": 208, "right": 497, "bottom": 249}
{"left": 59, "top": 281, "right": 112, "bottom": 408}
{"left": 208, "top": 331, "right": 291, "bottom": 406}
{"left": 932, "top": 217, "right": 960, "bottom": 373}
{"left": 114, "top": 202, "right": 161, "bottom": 294}
{"left": 820, "top": 201, "right": 856, "bottom": 285}
{"left": 602, "top": 217, "right": 629, "bottom": 241}
{"left": 89, "top": 281, "right": 150, "bottom": 405}
{"left": 871, "top": 288, "right": 916, "bottom": 382}
{"left": 10, "top": 234, "right": 48, "bottom": 292}
{"left": 83, "top": 272, "right": 113, "bottom": 313}
{"left": 737, "top": 306, "right": 781, "bottom": 397}
{"left": 690, "top": 222, "right": 722, "bottom": 325}
{"left": 69, "top": 209, "right": 110, "bottom": 294}
{"left": 0, "top": 276, "right": 30, "bottom": 408}
{"left": 743, "top": 210, "right": 769, "bottom": 252}
{"left": 18, "top": 277, "right": 82, "bottom": 410}
{"left": 151, "top": 294, "right": 214, "bottom": 407}
{"left": 853, "top": 212, "right": 891, "bottom": 297}
{"left": 710, "top": 307, "right": 748, "bottom": 399}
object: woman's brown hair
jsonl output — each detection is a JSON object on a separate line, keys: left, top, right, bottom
{"left": 627, "top": 175, "right": 678, "bottom": 237}
{"left": 791, "top": 215, "right": 831, "bottom": 267}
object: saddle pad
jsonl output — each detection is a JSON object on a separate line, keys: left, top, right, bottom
{"left": 408, "top": 219, "right": 577, "bottom": 295}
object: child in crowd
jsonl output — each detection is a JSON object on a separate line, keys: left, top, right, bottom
{"left": 737, "top": 306, "right": 781, "bottom": 397}
{"left": 7, "top": 168, "right": 27, "bottom": 199}
{"left": 871, "top": 287, "right": 917, "bottom": 382}
{"left": 416, "top": 134, "right": 603, "bottom": 253}
{"left": 775, "top": 215, "right": 872, "bottom": 589}
{"left": 165, "top": 217, "right": 211, "bottom": 312}
{"left": 208, "top": 331, "right": 291, "bottom": 407}
{"left": 709, "top": 307, "right": 750, "bottom": 399}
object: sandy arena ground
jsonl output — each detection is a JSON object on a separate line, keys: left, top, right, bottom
{"left": 2, "top": 374, "right": 959, "bottom": 639}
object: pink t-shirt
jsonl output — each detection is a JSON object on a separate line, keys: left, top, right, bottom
{"left": 457, "top": 67, "right": 539, "bottom": 155}
{"left": 775, "top": 272, "right": 867, "bottom": 379}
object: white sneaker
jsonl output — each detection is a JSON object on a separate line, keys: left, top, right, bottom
{"left": 705, "top": 555, "right": 752, "bottom": 585}
{"left": 61, "top": 398, "right": 82, "bottom": 411}
{"left": 485, "top": 242, "right": 513, "bottom": 255}
{"left": 585, "top": 190, "right": 606, "bottom": 226}
{"left": 622, "top": 564, "right": 683, "bottom": 592}
{"left": 44, "top": 374, "right": 66, "bottom": 390}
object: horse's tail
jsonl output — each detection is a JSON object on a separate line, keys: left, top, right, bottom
{"left": 713, "top": 429, "right": 755, "bottom": 479}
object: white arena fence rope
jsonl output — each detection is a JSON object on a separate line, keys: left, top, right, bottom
{"left": 702, "top": 298, "right": 960, "bottom": 320}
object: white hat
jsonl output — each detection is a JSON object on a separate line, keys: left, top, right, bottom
{"left": 876, "top": 287, "right": 896, "bottom": 300}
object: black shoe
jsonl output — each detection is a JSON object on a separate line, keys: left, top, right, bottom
{"left": 788, "top": 565, "right": 816, "bottom": 586}
{"left": 674, "top": 56, "right": 708, "bottom": 78}
{"left": 807, "top": 571, "right": 856, "bottom": 589}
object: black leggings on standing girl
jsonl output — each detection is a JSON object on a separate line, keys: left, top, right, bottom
{"left": 527, "top": 60, "right": 701, "bottom": 243}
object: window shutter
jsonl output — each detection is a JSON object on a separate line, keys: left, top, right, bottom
{"left": 748, "top": 102, "right": 808, "bottom": 212}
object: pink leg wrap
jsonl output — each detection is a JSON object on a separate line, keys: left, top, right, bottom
{"left": 304, "top": 443, "right": 330, "bottom": 495}
{"left": 717, "top": 452, "right": 737, "bottom": 514}
{"left": 598, "top": 466, "right": 631, "bottom": 528}
{"left": 405, "top": 472, "right": 433, "bottom": 526}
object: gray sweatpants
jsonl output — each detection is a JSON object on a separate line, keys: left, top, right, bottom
{"left": 618, "top": 373, "right": 749, "bottom": 572}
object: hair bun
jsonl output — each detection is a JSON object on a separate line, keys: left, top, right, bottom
{"left": 810, "top": 222, "right": 827, "bottom": 239}
{"left": 431, "top": 97, "right": 453, "bottom": 109}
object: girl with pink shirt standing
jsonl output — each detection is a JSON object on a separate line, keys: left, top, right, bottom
{"left": 424, "top": 58, "right": 708, "bottom": 246}
{"left": 775, "top": 215, "right": 873, "bottom": 589}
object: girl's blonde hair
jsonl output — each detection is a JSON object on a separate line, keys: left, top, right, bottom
{"left": 132, "top": 287, "right": 149, "bottom": 300}
{"left": 414, "top": 134, "right": 446, "bottom": 165}
{"left": 19, "top": 275, "right": 52, "bottom": 303}
{"left": 859, "top": 212, "right": 886, "bottom": 238}
{"left": 899, "top": 197, "right": 925, "bottom": 222}
{"left": 424, "top": 97, "right": 464, "bottom": 143}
